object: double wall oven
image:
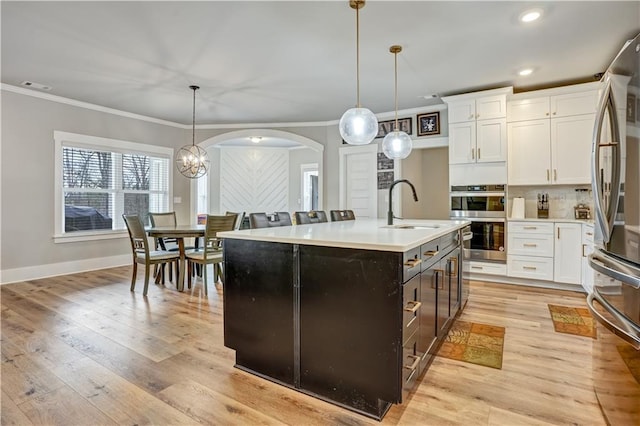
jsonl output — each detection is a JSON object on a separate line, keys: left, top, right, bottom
{"left": 450, "top": 184, "right": 506, "bottom": 263}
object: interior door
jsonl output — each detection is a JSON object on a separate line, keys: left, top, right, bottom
{"left": 340, "top": 146, "right": 377, "bottom": 219}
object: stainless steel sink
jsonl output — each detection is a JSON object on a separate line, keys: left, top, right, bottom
{"left": 383, "top": 224, "right": 441, "bottom": 230}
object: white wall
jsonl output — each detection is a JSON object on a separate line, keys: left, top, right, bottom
{"left": 0, "top": 90, "right": 185, "bottom": 281}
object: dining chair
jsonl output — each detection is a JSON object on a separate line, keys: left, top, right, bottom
{"left": 122, "top": 214, "right": 180, "bottom": 296}
{"left": 185, "top": 214, "right": 236, "bottom": 295}
{"left": 330, "top": 210, "right": 356, "bottom": 221}
{"left": 249, "top": 212, "right": 292, "bottom": 228}
{"left": 294, "top": 210, "right": 328, "bottom": 224}
{"left": 225, "top": 211, "right": 245, "bottom": 230}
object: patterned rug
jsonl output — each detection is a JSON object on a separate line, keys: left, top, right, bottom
{"left": 437, "top": 320, "right": 505, "bottom": 369}
{"left": 548, "top": 304, "right": 596, "bottom": 338}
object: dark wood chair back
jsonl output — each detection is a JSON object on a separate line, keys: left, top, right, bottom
{"left": 330, "top": 210, "right": 356, "bottom": 222}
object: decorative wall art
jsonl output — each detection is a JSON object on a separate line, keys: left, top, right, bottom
{"left": 376, "top": 117, "right": 412, "bottom": 138}
{"left": 417, "top": 112, "right": 440, "bottom": 136}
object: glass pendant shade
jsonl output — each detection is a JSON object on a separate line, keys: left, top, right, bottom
{"left": 177, "top": 85, "right": 209, "bottom": 179}
{"left": 382, "top": 130, "right": 412, "bottom": 160}
{"left": 339, "top": 107, "right": 378, "bottom": 145}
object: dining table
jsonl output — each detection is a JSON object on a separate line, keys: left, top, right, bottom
{"left": 147, "top": 224, "right": 205, "bottom": 291}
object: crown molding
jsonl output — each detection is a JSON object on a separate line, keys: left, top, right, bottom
{"left": 2, "top": 83, "right": 447, "bottom": 130}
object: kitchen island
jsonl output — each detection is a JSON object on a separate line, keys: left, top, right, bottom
{"left": 218, "top": 219, "right": 469, "bottom": 420}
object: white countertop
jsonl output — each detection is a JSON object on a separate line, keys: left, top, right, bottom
{"left": 507, "top": 217, "right": 594, "bottom": 224}
{"left": 218, "top": 219, "right": 470, "bottom": 252}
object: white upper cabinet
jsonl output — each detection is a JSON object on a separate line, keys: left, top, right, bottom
{"left": 506, "top": 83, "right": 599, "bottom": 185}
{"left": 445, "top": 88, "right": 511, "bottom": 165}
{"left": 507, "top": 88, "right": 599, "bottom": 122}
{"left": 449, "top": 94, "right": 507, "bottom": 123}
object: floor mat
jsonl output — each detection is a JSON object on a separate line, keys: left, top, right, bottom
{"left": 437, "top": 320, "right": 505, "bottom": 369}
{"left": 548, "top": 304, "right": 596, "bottom": 338}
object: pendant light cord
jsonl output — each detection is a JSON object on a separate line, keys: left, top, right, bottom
{"left": 192, "top": 87, "right": 196, "bottom": 147}
{"left": 394, "top": 51, "right": 398, "bottom": 131}
{"left": 355, "top": 4, "right": 361, "bottom": 108}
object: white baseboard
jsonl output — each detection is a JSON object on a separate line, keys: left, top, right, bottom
{"left": 0, "top": 255, "right": 130, "bottom": 285}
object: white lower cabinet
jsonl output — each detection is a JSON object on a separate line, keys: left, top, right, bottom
{"left": 467, "top": 261, "right": 507, "bottom": 276}
{"left": 507, "top": 221, "right": 584, "bottom": 285}
{"left": 507, "top": 222, "right": 554, "bottom": 280}
{"left": 581, "top": 224, "right": 595, "bottom": 293}
{"left": 553, "top": 223, "right": 582, "bottom": 284}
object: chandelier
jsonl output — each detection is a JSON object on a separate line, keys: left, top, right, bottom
{"left": 176, "top": 85, "right": 209, "bottom": 178}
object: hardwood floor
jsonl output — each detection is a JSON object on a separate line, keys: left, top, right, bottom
{"left": 1, "top": 267, "right": 605, "bottom": 425}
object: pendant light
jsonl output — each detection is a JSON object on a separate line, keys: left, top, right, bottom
{"left": 176, "top": 85, "right": 210, "bottom": 179}
{"left": 339, "top": 0, "right": 378, "bottom": 145}
{"left": 382, "top": 45, "right": 412, "bottom": 160}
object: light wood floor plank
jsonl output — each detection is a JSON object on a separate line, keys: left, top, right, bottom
{"left": 0, "top": 267, "right": 607, "bottom": 425}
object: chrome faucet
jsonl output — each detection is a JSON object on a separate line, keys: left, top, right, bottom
{"left": 388, "top": 179, "right": 419, "bottom": 225}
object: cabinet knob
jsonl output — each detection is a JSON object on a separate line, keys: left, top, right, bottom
{"left": 545, "top": 112, "right": 549, "bottom": 116}
{"left": 552, "top": 112, "right": 557, "bottom": 115}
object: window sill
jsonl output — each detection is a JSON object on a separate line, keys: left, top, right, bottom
{"left": 54, "top": 230, "right": 129, "bottom": 244}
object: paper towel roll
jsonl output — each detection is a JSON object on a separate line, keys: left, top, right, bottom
{"left": 511, "top": 197, "right": 525, "bottom": 219}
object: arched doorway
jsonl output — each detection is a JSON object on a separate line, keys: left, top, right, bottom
{"left": 195, "top": 129, "right": 324, "bottom": 218}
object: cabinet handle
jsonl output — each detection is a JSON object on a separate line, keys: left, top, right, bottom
{"left": 523, "top": 266, "right": 537, "bottom": 270}
{"left": 523, "top": 226, "right": 537, "bottom": 230}
{"left": 404, "top": 354, "right": 421, "bottom": 371}
{"left": 545, "top": 112, "right": 549, "bottom": 116}
{"left": 552, "top": 111, "right": 557, "bottom": 115}
{"left": 468, "top": 114, "right": 474, "bottom": 120}
{"left": 582, "top": 243, "right": 587, "bottom": 257}
{"left": 586, "top": 232, "right": 593, "bottom": 236}
{"left": 477, "top": 148, "right": 480, "bottom": 159}
{"left": 404, "top": 300, "right": 422, "bottom": 313}
{"left": 546, "top": 169, "right": 550, "bottom": 181}
{"left": 554, "top": 169, "right": 557, "bottom": 181}
{"left": 557, "top": 228, "right": 560, "bottom": 239}
{"left": 523, "top": 243, "right": 537, "bottom": 247}
{"left": 450, "top": 257, "right": 458, "bottom": 277}
{"left": 404, "top": 258, "right": 422, "bottom": 268}
{"left": 471, "top": 266, "right": 483, "bottom": 270}
{"left": 471, "top": 149, "right": 475, "bottom": 160}
{"left": 431, "top": 270, "right": 444, "bottom": 289}
{"left": 423, "top": 250, "right": 439, "bottom": 257}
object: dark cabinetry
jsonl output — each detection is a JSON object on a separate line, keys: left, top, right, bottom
{"left": 223, "top": 230, "right": 464, "bottom": 420}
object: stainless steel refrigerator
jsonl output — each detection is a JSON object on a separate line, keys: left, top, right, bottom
{"left": 589, "top": 32, "right": 640, "bottom": 425}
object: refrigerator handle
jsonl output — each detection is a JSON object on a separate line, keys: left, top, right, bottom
{"left": 589, "top": 250, "right": 640, "bottom": 289}
{"left": 592, "top": 75, "right": 621, "bottom": 243}
{"left": 587, "top": 292, "right": 640, "bottom": 349}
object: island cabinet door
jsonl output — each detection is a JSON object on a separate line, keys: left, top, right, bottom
{"left": 298, "top": 245, "right": 403, "bottom": 414}
{"left": 223, "top": 239, "right": 295, "bottom": 386}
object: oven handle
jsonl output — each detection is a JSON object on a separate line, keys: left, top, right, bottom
{"left": 587, "top": 292, "right": 640, "bottom": 349}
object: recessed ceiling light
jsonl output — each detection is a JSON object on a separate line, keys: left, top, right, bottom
{"left": 250, "top": 137, "right": 262, "bottom": 143}
{"left": 519, "top": 68, "right": 534, "bottom": 76}
{"left": 519, "top": 8, "right": 543, "bottom": 23}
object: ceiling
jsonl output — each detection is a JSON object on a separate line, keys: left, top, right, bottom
{"left": 2, "top": 1, "right": 639, "bottom": 127}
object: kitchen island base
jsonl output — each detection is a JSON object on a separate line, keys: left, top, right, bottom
{"left": 222, "top": 221, "right": 466, "bottom": 420}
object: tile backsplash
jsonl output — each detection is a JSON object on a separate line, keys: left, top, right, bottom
{"left": 507, "top": 185, "right": 594, "bottom": 219}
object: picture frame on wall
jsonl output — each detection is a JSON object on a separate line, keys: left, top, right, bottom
{"left": 417, "top": 112, "right": 440, "bottom": 136}
{"left": 377, "top": 152, "right": 394, "bottom": 170}
{"left": 376, "top": 117, "right": 412, "bottom": 138}
{"left": 627, "top": 94, "right": 636, "bottom": 123}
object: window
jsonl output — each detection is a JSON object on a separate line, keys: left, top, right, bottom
{"left": 54, "top": 131, "right": 173, "bottom": 242}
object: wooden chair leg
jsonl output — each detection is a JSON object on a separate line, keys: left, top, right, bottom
{"left": 187, "top": 261, "right": 193, "bottom": 289}
{"left": 131, "top": 262, "right": 138, "bottom": 291}
{"left": 143, "top": 264, "right": 151, "bottom": 296}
